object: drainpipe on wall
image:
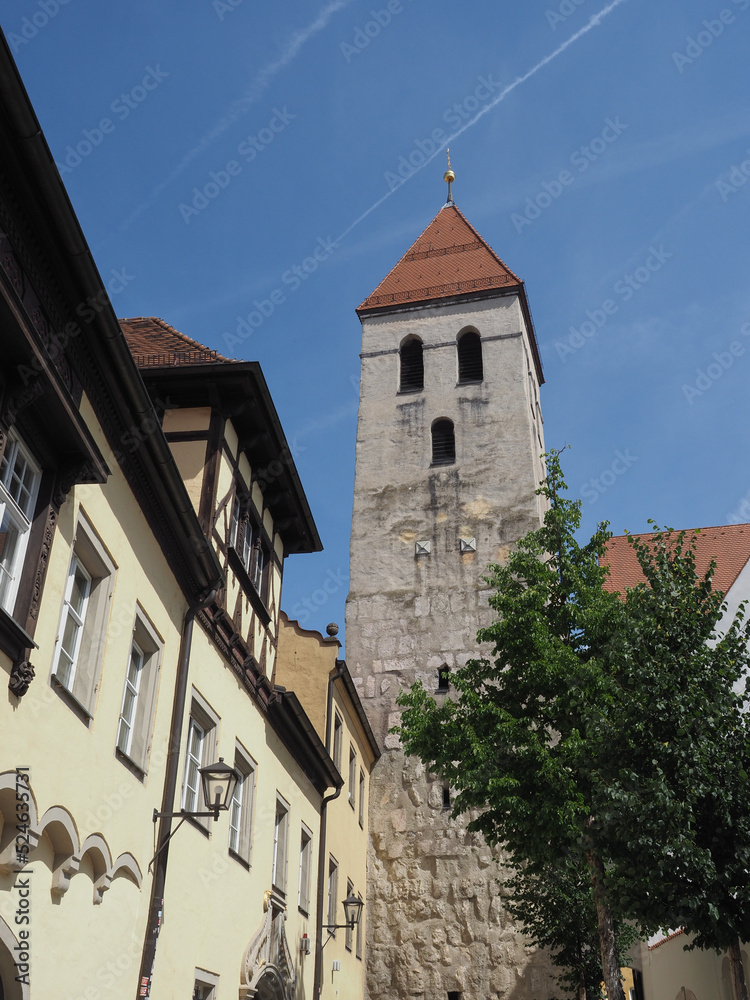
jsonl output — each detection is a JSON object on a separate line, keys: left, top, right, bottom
{"left": 313, "top": 661, "right": 345, "bottom": 998}
{"left": 135, "top": 586, "right": 218, "bottom": 999}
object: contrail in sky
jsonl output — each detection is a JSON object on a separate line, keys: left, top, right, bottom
{"left": 115, "top": 0, "right": 353, "bottom": 232}
{"left": 334, "top": 0, "right": 629, "bottom": 245}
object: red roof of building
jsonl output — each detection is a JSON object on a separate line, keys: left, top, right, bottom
{"left": 120, "top": 316, "right": 235, "bottom": 367}
{"left": 602, "top": 524, "right": 750, "bottom": 597}
{"left": 356, "top": 203, "right": 522, "bottom": 313}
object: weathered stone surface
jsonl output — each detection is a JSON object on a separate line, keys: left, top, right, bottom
{"left": 347, "top": 291, "right": 557, "bottom": 999}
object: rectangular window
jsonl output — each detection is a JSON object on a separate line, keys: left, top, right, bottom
{"left": 229, "top": 489, "right": 271, "bottom": 603}
{"left": 54, "top": 555, "right": 91, "bottom": 690}
{"left": 298, "top": 823, "right": 313, "bottom": 915}
{"left": 359, "top": 769, "right": 365, "bottom": 828}
{"left": 115, "top": 608, "right": 162, "bottom": 774}
{"left": 356, "top": 892, "right": 363, "bottom": 960}
{"left": 50, "top": 512, "right": 116, "bottom": 717}
{"left": 348, "top": 745, "right": 357, "bottom": 809}
{"left": 345, "top": 878, "right": 354, "bottom": 951}
{"left": 180, "top": 691, "right": 219, "bottom": 825}
{"left": 272, "top": 795, "right": 290, "bottom": 895}
{"left": 0, "top": 431, "right": 41, "bottom": 615}
{"left": 327, "top": 855, "right": 339, "bottom": 936}
{"left": 228, "top": 744, "right": 256, "bottom": 864}
{"left": 193, "top": 969, "right": 219, "bottom": 1000}
{"left": 183, "top": 717, "right": 205, "bottom": 813}
{"left": 332, "top": 711, "right": 343, "bottom": 772}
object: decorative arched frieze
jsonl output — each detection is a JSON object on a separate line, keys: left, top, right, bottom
{"left": 239, "top": 891, "right": 295, "bottom": 1000}
{"left": 0, "top": 780, "right": 141, "bottom": 903}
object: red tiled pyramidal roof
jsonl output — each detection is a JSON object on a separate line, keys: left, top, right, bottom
{"left": 356, "top": 203, "right": 522, "bottom": 314}
{"left": 120, "top": 316, "right": 235, "bottom": 367}
{"left": 601, "top": 524, "right": 750, "bottom": 597}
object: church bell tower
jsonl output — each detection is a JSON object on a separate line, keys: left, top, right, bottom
{"left": 346, "top": 168, "right": 555, "bottom": 1000}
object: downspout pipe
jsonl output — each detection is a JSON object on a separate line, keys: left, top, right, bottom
{"left": 136, "top": 586, "right": 219, "bottom": 998}
{"left": 313, "top": 661, "right": 345, "bottom": 999}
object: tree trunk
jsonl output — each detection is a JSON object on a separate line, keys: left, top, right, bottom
{"left": 729, "top": 936, "right": 749, "bottom": 1000}
{"left": 586, "top": 849, "right": 625, "bottom": 1000}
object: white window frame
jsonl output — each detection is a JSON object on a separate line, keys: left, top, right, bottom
{"left": 180, "top": 691, "right": 219, "bottom": 826}
{"left": 53, "top": 554, "right": 91, "bottom": 690}
{"left": 327, "top": 855, "right": 339, "bottom": 936}
{"left": 359, "top": 769, "right": 365, "bottom": 828}
{"left": 348, "top": 744, "right": 357, "bottom": 809}
{"left": 332, "top": 711, "right": 343, "bottom": 772}
{"left": 116, "top": 639, "right": 143, "bottom": 756}
{"left": 183, "top": 717, "right": 205, "bottom": 814}
{"left": 0, "top": 431, "right": 41, "bottom": 615}
{"left": 272, "top": 794, "right": 290, "bottom": 895}
{"left": 228, "top": 743, "right": 256, "bottom": 864}
{"left": 298, "top": 823, "right": 313, "bottom": 915}
{"left": 115, "top": 607, "right": 163, "bottom": 774}
{"left": 50, "top": 511, "right": 116, "bottom": 718}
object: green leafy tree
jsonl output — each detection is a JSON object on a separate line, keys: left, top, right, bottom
{"left": 503, "top": 851, "right": 636, "bottom": 1000}
{"left": 396, "top": 451, "right": 750, "bottom": 1000}
{"left": 596, "top": 529, "right": 750, "bottom": 1000}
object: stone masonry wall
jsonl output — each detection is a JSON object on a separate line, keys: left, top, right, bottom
{"left": 346, "top": 295, "right": 559, "bottom": 1000}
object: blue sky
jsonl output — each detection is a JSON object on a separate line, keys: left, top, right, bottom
{"left": 5, "top": 0, "right": 750, "bottom": 640}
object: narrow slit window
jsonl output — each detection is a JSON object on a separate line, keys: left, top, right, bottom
{"left": 431, "top": 419, "right": 455, "bottom": 466}
{"left": 437, "top": 667, "right": 450, "bottom": 692}
{"left": 399, "top": 338, "right": 424, "bottom": 392}
{"left": 442, "top": 784, "right": 451, "bottom": 809}
{"left": 457, "top": 331, "right": 483, "bottom": 383}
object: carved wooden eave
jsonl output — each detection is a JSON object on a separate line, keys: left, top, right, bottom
{"left": 239, "top": 891, "right": 296, "bottom": 1000}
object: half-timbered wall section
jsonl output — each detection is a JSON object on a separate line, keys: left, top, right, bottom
{"left": 120, "top": 318, "right": 321, "bottom": 692}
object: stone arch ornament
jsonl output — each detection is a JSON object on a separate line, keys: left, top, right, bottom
{"left": 0, "top": 775, "right": 141, "bottom": 903}
{"left": 239, "top": 891, "right": 295, "bottom": 1000}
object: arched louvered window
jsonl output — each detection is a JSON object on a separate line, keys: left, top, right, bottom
{"left": 457, "top": 330, "right": 483, "bottom": 383}
{"left": 399, "top": 337, "right": 424, "bottom": 392}
{"left": 431, "top": 419, "right": 455, "bottom": 466}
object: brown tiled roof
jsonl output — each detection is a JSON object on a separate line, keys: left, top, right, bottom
{"left": 602, "top": 524, "right": 750, "bottom": 597}
{"left": 356, "top": 203, "right": 522, "bottom": 313}
{"left": 120, "top": 317, "right": 235, "bottom": 368}
{"left": 648, "top": 928, "right": 685, "bottom": 951}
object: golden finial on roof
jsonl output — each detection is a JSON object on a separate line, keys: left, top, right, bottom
{"left": 443, "top": 148, "right": 455, "bottom": 204}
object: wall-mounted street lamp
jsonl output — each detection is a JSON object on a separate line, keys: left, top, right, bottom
{"left": 322, "top": 892, "right": 364, "bottom": 948}
{"left": 148, "top": 758, "right": 240, "bottom": 871}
